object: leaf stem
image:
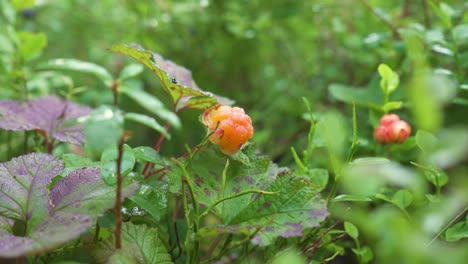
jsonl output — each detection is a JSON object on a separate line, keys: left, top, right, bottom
{"left": 111, "top": 80, "right": 119, "bottom": 106}
{"left": 143, "top": 122, "right": 172, "bottom": 179}
{"left": 427, "top": 206, "right": 468, "bottom": 246}
{"left": 114, "top": 134, "right": 126, "bottom": 249}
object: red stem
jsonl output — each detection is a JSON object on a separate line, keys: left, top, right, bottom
{"left": 143, "top": 123, "right": 172, "bottom": 179}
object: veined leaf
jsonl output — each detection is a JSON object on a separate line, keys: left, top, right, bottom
{"left": 0, "top": 153, "right": 138, "bottom": 257}
{"left": 124, "top": 113, "right": 170, "bottom": 139}
{"left": 40, "top": 58, "right": 113, "bottom": 87}
{"left": 110, "top": 44, "right": 231, "bottom": 110}
{"left": 0, "top": 96, "right": 92, "bottom": 146}
{"left": 94, "top": 223, "right": 172, "bottom": 264}
{"left": 120, "top": 86, "right": 180, "bottom": 129}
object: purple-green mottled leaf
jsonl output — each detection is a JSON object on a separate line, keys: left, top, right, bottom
{"left": 0, "top": 153, "right": 138, "bottom": 258}
{"left": 94, "top": 222, "right": 172, "bottom": 264}
{"left": 224, "top": 173, "right": 328, "bottom": 246}
{"left": 0, "top": 212, "right": 92, "bottom": 258}
{"left": 0, "top": 96, "right": 92, "bottom": 145}
{"left": 170, "top": 145, "right": 328, "bottom": 246}
{"left": 49, "top": 167, "right": 138, "bottom": 215}
{"left": 110, "top": 44, "right": 232, "bottom": 110}
{"left": 0, "top": 153, "right": 63, "bottom": 227}
{"left": 0, "top": 216, "right": 13, "bottom": 233}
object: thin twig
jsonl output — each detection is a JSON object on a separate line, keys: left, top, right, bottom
{"left": 114, "top": 134, "right": 127, "bottom": 249}
{"left": 360, "top": 0, "right": 400, "bottom": 39}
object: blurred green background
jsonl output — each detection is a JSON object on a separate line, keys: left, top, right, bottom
{"left": 1, "top": 1, "right": 467, "bottom": 262}
{"left": 2, "top": 0, "right": 467, "bottom": 161}
{"left": 1, "top": 0, "right": 462, "bottom": 161}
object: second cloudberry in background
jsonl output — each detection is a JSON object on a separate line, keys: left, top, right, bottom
{"left": 373, "top": 113, "right": 411, "bottom": 144}
{"left": 202, "top": 105, "right": 254, "bottom": 155}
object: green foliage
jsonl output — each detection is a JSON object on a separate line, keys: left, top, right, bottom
{"left": 0, "top": 0, "right": 467, "bottom": 263}
{"left": 94, "top": 222, "right": 172, "bottom": 264}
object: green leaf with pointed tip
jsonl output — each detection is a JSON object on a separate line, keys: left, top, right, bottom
{"left": 453, "top": 24, "right": 468, "bottom": 47}
{"left": 100, "top": 144, "right": 135, "bottom": 186}
{"left": 344, "top": 221, "right": 359, "bottom": 240}
{"left": 392, "top": 190, "right": 413, "bottom": 209}
{"left": 415, "top": 130, "right": 438, "bottom": 153}
{"left": 84, "top": 106, "right": 124, "bottom": 153}
{"left": 306, "top": 168, "right": 329, "bottom": 191}
{"left": 424, "top": 170, "right": 448, "bottom": 187}
{"left": 94, "top": 223, "right": 172, "bottom": 264}
{"left": 445, "top": 219, "right": 468, "bottom": 242}
{"left": 381, "top": 101, "right": 402, "bottom": 113}
{"left": 429, "top": 1, "right": 453, "bottom": 28}
{"left": 132, "top": 146, "right": 161, "bottom": 164}
{"left": 333, "top": 194, "right": 372, "bottom": 202}
{"left": 328, "top": 84, "right": 382, "bottom": 109}
{"left": 352, "top": 246, "right": 373, "bottom": 263}
{"left": 124, "top": 112, "right": 169, "bottom": 139}
{"left": 110, "top": 44, "right": 228, "bottom": 110}
{"left": 40, "top": 59, "right": 113, "bottom": 87}
{"left": 119, "top": 63, "right": 144, "bottom": 80}
{"left": 18, "top": 32, "right": 47, "bottom": 61}
{"left": 120, "top": 86, "right": 180, "bottom": 128}
{"left": 378, "top": 64, "right": 399, "bottom": 94}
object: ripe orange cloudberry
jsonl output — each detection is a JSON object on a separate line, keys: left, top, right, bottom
{"left": 202, "top": 105, "right": 254, "bottom": 155}
{"left": 373, "top": 113, "right": 411, "bottom": 144}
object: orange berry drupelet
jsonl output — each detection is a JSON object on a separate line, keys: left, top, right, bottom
{"left": 202, "top": 105, "right": 254, "bottom": 155}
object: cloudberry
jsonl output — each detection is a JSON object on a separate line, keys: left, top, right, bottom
{"left": 202, "top": 105, "right": 254, "bottom": 155}
{"left": 373, "top": 114, "right": 411, "bottom": 144}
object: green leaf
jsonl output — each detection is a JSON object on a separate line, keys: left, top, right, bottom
{"left": 132, "top": 146, "right": 161, "bottom": 164}
{"left": 128, "top": 195, "right": 163, "bottom": 222}
{"left": 352, "top": 246, "right": 373, "bottom": 263}
{"left": 84, "top": 106, "right": 124, "bottom": 153}
{"left": 119, "top": 63, "right": 144, "bottom": 80}
{"left": 381, "top": 101, "right": 403, "bottom": 113}
{"left": 445, "top": 220, "right": 468, "bottom": 242}
{"left": 415, "top": 130, "right": 438, "bottom": 153}
{"left": 100, "top": 144, "right": 136, "bottom": 186}
{"left": 333, "top": 194, "right": 372, "bottom": 202}
{"left": 1, "top": 0, "right": 16, "bottom": 24}
{"left": 18, "top": 31, "right": 47, "bottom": 61}
{"left": 392, "top": 190, "right": 413, "bottom": 209}
{"left": 40, "top": 59, "right": 113, "bottom": 87}
{"left": 344, "top": 221, "right": 359, "bottom": 240}
{"left": 124, "top": 112, "right": 169, "bottom": 139}
{"left": 306, "top": 168, "right": 329, "bottom": 191}
{"left": 453, "top": 24, "right": 468, "bottom": 47}
{"left": 375, "top": 193, "right": 392, "bottom": 203}
{"left": 110, "top": 44, "right": 219, "bottom": 110}
{"left": 429, "top": 1, "right": 453, "bottom": 28}
{"left": 120, "top": 86, "right": 180, "bottom": 129}
{"left": 328, "top": 84, "right": 381, "bottom": 109}
{"left": 12, "top": 0, "right": 34, "bottom": 10}
{"left": 424, "top": 170, "right": 448, "bottom": 187}
{"left": 378, "top": 64, "right": 399, "bottom": 94}
{"left": 61, "top": 153, "right": 97, "bottom": 175}
{"left": 94, "top": 223, "right": 172, "bottom": 264}
{"left": 171, "top": 145, "right": 328, "bottom": 246}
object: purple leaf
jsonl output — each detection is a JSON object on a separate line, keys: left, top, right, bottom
{"left": 0, "top": 153, "right": 63, "bottom": 227}
{"left": 0, "top": 216, "right": 13, "bottom": 233}
{"left": 0, "top": 212, "right": 93, "bottom": 258}
{"left": 0, "top": 96, "right": 92, "bottom": 145}
{"left": 0, "top": 153, "right": 138, "bottom": 258}
{"left": 49, "top": 167, "right": 139, "bottom": 216}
